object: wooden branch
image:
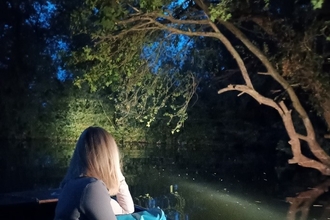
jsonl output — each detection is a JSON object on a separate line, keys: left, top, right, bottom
{"left": 105, "top": 16, "right": 217, "bottom": 41}
{"left": 297, "top": 134, "right": 309, "bottom": 141}
{"left": 116, "top": 13, "right": 158, "bottom": 24}
{"left": 219, "top": 20, "right": 330, "bottom": 168}
{"left": 288, "top": 154, "right": 330, "bottom": 175}
{"left": 106, "top": 13, "right": 254, "bottom": 90}
{"left": 117, "top": 13, "right": 210, "bottom": 26}
{"left": 218, "top": 84, "right": 283, "bottom": 113}
{"left": 279, "top": 100, "right": 330, "bottom": 170}
{"left": 127, "top": 4, "right": 140, "bottom": 13}
{"left": 218, "top": 85, "right": 330, "bottom": 175}
{"left": 193, "top": 0, "right": 210, "bottom": 15}
{"left": 219, "top": 21, "right": 312, "bottom": 130}
{"left": 208, "top": 21, "right": 254, "bottom": 89}
{"left": 114, "top": 14, "right": 257, "bottom": 91}
{"left": 237, "top": 91, "right": 244, "bottom": 96}
{"left": 257, "top": 72, "right": 270, "bottom": 75}
{"left": 161, "top": 15, "right": 210, "bottom": 25}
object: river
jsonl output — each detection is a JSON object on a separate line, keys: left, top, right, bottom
{"left": 1, "top": 139, "right": 329, "bottom": 220}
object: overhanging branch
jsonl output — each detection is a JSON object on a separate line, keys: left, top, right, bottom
{"left": 218, "top": 84, "right": 282, "bottom": 113}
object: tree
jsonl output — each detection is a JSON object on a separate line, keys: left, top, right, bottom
{"left": 0, "top": 0, "right": 60, "bottom": 138}
{"left": 0, "top": 0, "right": 103, "bottom": 140}
{"left": 67, "top": 0, "right": 330, "bottom": 174}
{"left": 66, "top": 1, "right": 198, "bottom": 135}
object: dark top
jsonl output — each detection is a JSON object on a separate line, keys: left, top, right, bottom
{"left": 54, "top": 177, "right": 116, "bottom": 220}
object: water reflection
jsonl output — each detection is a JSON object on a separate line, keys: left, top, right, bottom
{"left": 2, "top": 140, "right": 330, "bottom": 219}
{"left": 287, "top": 178, "right": 330, "bottom": 220}
{"left": 134, "top": 185, "right": 187, "bottom": 220}
{"left": 0, "top": 139, "right": 72, "bottom": 193}
{"left": 127, "top": 167, "right": 286, "bottom": 220}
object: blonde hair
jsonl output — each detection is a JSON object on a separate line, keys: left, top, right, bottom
{"left": 61, "top": 126, "right": 121, "bottom": 195}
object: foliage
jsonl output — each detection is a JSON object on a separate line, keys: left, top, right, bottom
{"left": 0, "top": 0, "right": 110, "bottom": 140}
{"left": 65, "top": 0, "right": 198, "bottom": 134}
{"left": 312, "top": 0, "right": 324, "bottom": 9}
{"left": 209, "top": 0, "right": 232, "bottom": 22}
{"left": 57, "top": 0, "right": 330, "bottom": 174}
{"left": 235, "top": 0, "right": 330, "bottom": 129}
{"left": 1, "top": 0, "right": 329, "bottom": 156}
{"left": 0, "top": 0, "right": 59, "bottom": 138}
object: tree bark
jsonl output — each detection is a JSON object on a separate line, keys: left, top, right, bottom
{"left": 218, "top": 20, "right": 330, "bottom": 169}
{"left": 249, "top": 15, "right": 330, "bottom": 133}
{"left": 286, "top": 179, "right": 330, "bottom": 220}
{"left": 218, "top": 85, "right": 330, "bottom": 175}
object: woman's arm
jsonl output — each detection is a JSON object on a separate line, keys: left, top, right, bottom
{"left": 114, "top": 174, "right": 135, "bottom": 214}
{"left": 81, "top": 180, "right": 117, "bottom": 220}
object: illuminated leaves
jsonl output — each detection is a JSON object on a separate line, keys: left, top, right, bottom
{"left": 140, "top": 0, "right": 163, "bottom": 10}
{"left": 311, "top": 0, "right": 324, "bottom": 9}
{"left": 67, "top": 2, "right": 196, "bottom": 134}
{"left": 209, "top": 1, "right": 232, "bottom": 22}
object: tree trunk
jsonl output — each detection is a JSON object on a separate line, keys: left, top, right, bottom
{"left": 216, "top": 21, "right": 330, "bottom": 174}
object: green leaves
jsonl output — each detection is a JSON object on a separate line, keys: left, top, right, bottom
{"left": 63, "top": 0, "right": 208, "bottom": 136}
{"left": 139, "top": 0, "right": 163, "bottom": 10}
{"left": 311, "top": 0, "right": 324, "bottom": 9}
{"left": 209, "top": 2, "right": 232, "bottom": 22}
{"left": 263, "top": 0, "right": 269, "bottom": 9}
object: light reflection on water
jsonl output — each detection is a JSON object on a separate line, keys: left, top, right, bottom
{"left": 126, "top": 167, "right": 287, "bottom": 220}
{"left": 2, "top": 140, "right": 330, "bottom": 219}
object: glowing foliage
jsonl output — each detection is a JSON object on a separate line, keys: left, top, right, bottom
{"left": 67, "top": 0, "right": 196, "bottom": 134}
{"left": 311, "top": 0, "right": 324, "bottom": 9}
{"left": 209, "top": 1, "right": 232, "bottom": 22}
{"left": 66, "top": 0, "right": 330, "bottom": 136}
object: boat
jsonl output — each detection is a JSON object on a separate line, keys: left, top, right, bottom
{"left": 0, "top": 189, "right": 166, "bottom": 220}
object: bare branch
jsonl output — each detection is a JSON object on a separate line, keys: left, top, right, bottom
{"left": 220, "top": 20, "right": 317, "bottom": 137}
{"left": 208, "top": 21, "right": 254, "bottom": 89}
{"left": 257, "top": 72, "right": 270, "bottom": 75}
{"left": 288, "top": 155, "right": 330, "bottom": 175}
{"left": 237, "top": 91, "right": 244, "bottom": 96}
{"left": 220, "top": 20, "right": 330, "bottom": 167}
{"left": 297, "top": 134, "right": 309, "bottom": 141}
{"left": 127, "top": 3, "right": 140, "bottom": 13}
{"left": 218, "top": 84, "right": 282, "bottom": 113}
{"left": 117, "top": 13, "right": 210, "bottom": 26}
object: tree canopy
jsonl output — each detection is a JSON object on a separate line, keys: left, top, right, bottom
{"left": 64, "top": 0, "right": 330, "bottom": 174}
{"left": 0, "top": 0, "right": 60, "bottom": 138}
{"left": 1, "top": 0, "right": 330, "bottom": 175}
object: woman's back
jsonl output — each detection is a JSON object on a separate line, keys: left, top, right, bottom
{"left": 54, "top": 176, "right": 116, "bottom": 220}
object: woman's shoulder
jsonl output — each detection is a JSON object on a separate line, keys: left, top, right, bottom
{"left": 64, "top": 176, "right": 106, "bottom": 190}
{"left": 80, "top": 177, "right": 110, "bottom": 204}
{"left": 83, "top": 177, "right": 107, "bottom": 189}
{"left": 83, "top": 178, "right": 108, "bottom": 194}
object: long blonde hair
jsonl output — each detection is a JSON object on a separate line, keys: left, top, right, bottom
{"left": 61, "top": 126, "right": 121, "bottom": 195}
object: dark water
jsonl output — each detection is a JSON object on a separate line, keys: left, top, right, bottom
{"left": 1, "top": 140, "right": 330, "bottom": 220}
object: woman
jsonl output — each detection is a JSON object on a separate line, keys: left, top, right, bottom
{"left": 54, "top": 126, "right": 134, "bottom": 220}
